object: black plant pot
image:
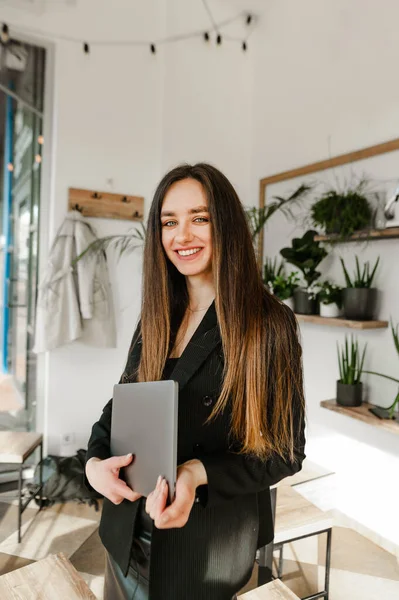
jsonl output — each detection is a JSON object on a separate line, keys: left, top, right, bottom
{"left": 294, "top": 289, "right": 318, "bottom": 315}
{"left": 342, "top": 288, "right": 378, "bottom": 321}
{"left": 336, "top": 381, "right": 363, "bottom": 407}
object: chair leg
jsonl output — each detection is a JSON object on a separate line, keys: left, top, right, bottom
{"left": 18, "top": 464, "right": 23, "bottom": 543}
{"left": 324, "top": 528, "right": 332, "bottom": 599}
{"left": 278, "top": 544, "right": 284, "bottom": 579}
{"left": 39, "top": 442, "right": 43, "bottom": 510}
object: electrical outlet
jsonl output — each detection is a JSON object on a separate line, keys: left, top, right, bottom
{"left": 60, "top": 432, "right": 76, "bottom": 457}
{"left": 60, "top": 432, "right": 75, "bottom": 445}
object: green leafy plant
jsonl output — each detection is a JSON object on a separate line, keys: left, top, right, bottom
{"left": 269, "top": 272, "right": 300, "bottom": 301}
{"left": 364, "top": 319, "right": 399, "bottom": 418}
{"left": 280, "top": 230, "right": 328, "bottom": 289}
{"left": 72, "top": 222, "right": 146, "bottom": 264}
{"left": 246, "top": 183, "right": 312, "bottom": 243}
{"left": 340, "top": 255, "right": 380, "bottom": 288}
{"left": 315, "top": 280, "right": 343, "bottom": 307}
{"left": 337, "top": 335, "right": 367, "bottom": 385}
{"left": 262, "top": 257, "right": 285, "bottom": 286}
{"left": 311, "top": 180, "right": 373, "bottom": 238}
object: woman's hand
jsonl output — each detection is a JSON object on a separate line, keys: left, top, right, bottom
{"left": 145, "top": 459, "right": 207, "bottom": 529}
{"left": 85, "top": 454, "right": 142, "bottom": 505}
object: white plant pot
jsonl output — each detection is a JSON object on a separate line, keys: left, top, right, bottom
{"left": 282, "top": 297, "right": 294, "bottom": 311}
{"left": 320, "top": 303, "right": 340, "bottom": 318}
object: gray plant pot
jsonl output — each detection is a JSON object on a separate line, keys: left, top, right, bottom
{"left": 294, "top": 289, "right": 318, "bottom": 315}
{"left": 336, "top": 381, "right": 363, "bottom": 407}
{"left": 342, "top": 288, "right": 378, "bottom": 321}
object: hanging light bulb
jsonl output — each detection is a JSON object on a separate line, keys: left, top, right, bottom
{"left": 7, "top": 163, "right": 13, "bottom": 172}
{"left": 35, "top": 154, "right": 42, "bottom": 164}
{"left": 38, "top": 135, "right": 44, "bottom": 145}
{"left": 83, "top": 42, "right": 90, "bottom": 54}
{"left": 204, "top": 32, "right": 210, "bottom": 42}
{"left": 1, "top": 24, "right": 10, "bottom": 45}
{"left": 150, "top": 44, "right": 156, "bottom": 54}
{"left": 242, "top": 41, "right": 247, "bottom": 52}
{"left": 246, "top": 14, "right": 252, "bottom": 26}
{"left": 216, "top": 34, "right": 222, "bottom": 45}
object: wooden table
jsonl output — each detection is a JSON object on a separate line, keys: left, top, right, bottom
{"left": 274, "top": 485, "right": 333, "bottom": 544}
{"left": 257, "top": 462, "right": 334, "bottom": 587}
{"left": 0, "top": 431, "right": 43, "bottom": 542}
{"left": 0, "top": 553, "right": 96, "bottom": 599}
{"left": 238, "top": 578, "right": 300, "bottom": 599}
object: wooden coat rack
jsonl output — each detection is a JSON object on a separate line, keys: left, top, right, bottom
{"left": 68, "top": 187, "right": 144, "bottom": 221}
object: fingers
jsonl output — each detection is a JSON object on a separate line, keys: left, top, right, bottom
{"left": 145, "top": 476, "right": 168, "bottom": 522}
{"left": 112, "top": 479, "right": 141, "bottom": 503}
{"left": 154, "top": 479, "right": 168, "bottom": 523}
{"left": 155, "top": 502, "right": 187, "bottom": 528}
{"left": 107, "top": 453, "right": 134, "bottom": 470}
{"left": 154, "top": 481, "right": 194, "bottom": 529}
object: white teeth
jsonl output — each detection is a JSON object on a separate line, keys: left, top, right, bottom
{"left": 177, "top": 248, "right": 201, "bottom": 256}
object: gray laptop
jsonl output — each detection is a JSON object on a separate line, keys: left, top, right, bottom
{"left": 111, "top": 380, "right": 178, "bottom": 503}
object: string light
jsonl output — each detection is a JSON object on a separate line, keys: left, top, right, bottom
{"left": 1, "top": 7, "right": 258, "bottom": 56}
{"left": 7, "top": 163, "right": 13, "bottom": 172}
{"left": 35, "top": 154, "right": 42, "bottom": 164}
{"left": 38, "top": 135, "right": 44, "bottom": 145}
{"left": 1, "top": 23, "right": 10, "bottom": 44}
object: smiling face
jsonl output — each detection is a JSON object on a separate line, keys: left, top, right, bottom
{"left": 161, "top": 178, "right": 213, "bottom": 279}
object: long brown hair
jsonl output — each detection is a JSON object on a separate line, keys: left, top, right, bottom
{"left": 137, "top": 163, "right": 304, "bottom": 460}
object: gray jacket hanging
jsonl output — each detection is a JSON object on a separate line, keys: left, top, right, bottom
{"left": 33, "top": 210, "right": 117, "bottom": 353}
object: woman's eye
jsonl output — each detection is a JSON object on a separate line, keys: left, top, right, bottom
{"left": 163, "top": 220, "right": 177, "bottom": 227}
{"left": 194, "top": 217, "right": 209, "bottom": 223}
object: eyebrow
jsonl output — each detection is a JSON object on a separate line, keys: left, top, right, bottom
{"left": 161, "top": 205, "right": 209, "bottom": 217}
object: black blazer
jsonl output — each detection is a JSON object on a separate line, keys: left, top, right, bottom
{"left": 86, "top": 301, "right": 305, "bottom": 600}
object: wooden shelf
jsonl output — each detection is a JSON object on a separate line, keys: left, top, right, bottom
{"left": 295, "top": 314, "right": 388, "bottom": 329}
{"left": 321, "top": 399, "right": 399, "bottom": 435}
{"left": 314, "top": 227, "right": 399, "bottom": 243}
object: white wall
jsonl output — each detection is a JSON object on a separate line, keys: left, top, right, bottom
{"left": 251, "top": 0, "right": 399, "bottom": 550}
{"left": 160, "top": 1, "right": 253, "bottom": 202}
{"left": 1, "top": 1, "right": 254, "bottom": 452}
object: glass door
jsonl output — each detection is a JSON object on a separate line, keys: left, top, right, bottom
{"left": 0, "top": 40, "right": 45, "bottom": 431}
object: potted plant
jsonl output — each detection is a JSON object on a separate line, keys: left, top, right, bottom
{"left": 336, "top": 335, "right": 367, "bottom": 407}
{"left": 316, "top": 280, "right": 343, "bottom": 318}
{"left": 340, "top": 256, "right": 380, "bottom": 320}
{"left": 262, "top": 257, "right": 285, "bottom": 291}
{"left": 311, "top": 180, "right": 373, "bottom": 240}
{"left": 246, "top": 184, "right": 312, "bottom": 254}
{"left": 364, "top": 319, "right": 399, "bottom": 420}
{"left": 269, "top": 272, "right": 300, "bottom": 311}
{"left": 280, "top": 230, "right": 328, "bottom": 315}
{"left": 73, "top": 222, "right": 146, "bottom": 263}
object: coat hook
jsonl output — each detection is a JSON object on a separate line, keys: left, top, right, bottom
{"left": 133, "top": 210, "right": 140, "bottom": 218}
{"left": 73, "top": 204, "right": 83, "bottom": 213}
{"left": 121, "top": 196, "right": 129, "bottom": 203}
{"left": 92, "top": 192, "right": 102, "bottom": 199}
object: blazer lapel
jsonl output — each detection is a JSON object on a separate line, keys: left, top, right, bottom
{"left": 125, "top": 303, "right": 221, "bottom": 391}
{"left": 169, "top": 301, "right": 221, "bottom": 392}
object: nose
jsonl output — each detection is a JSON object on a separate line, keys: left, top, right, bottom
{"left": 174, "top": 220, "right": 194, "bottom": 245}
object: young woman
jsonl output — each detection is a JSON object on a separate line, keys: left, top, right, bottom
{"left": 85, "top": 163, "right": 306, "bottom": 600}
